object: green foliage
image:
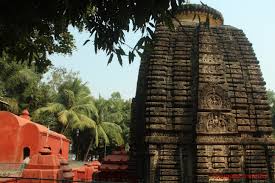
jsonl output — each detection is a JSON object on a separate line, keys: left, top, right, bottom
{"left": 30, "top": 68, "right": 130, "bottom": 160}
{"left": 0, "top": 0, "right": 77, "bottom": 73}
{"left": 82, "top": 93, "right": 129, "bottom": 160}
{"left": 101, "top": 122, "right": 124, "bottom": 146}
{"left": 0, "top": 59, "right": 131, "bottom": 160}
{"left": 0, "top": 97, "right": 19, "bottom": 114}
{"left": 33, "top": 78, "right": 97, "bottom": 136}
{"left": 46, "top": 68, "right": 80, "bottom": 93}
{"left": 95, "top": 92, "right": 131, "bottom": 145}
{"left": 0, "top": 0, "right": 185, "bottom": 68}
{"left": 0, "top": 57, "right": 44, "bottom": 113}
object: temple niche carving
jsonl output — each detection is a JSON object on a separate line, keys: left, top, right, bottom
{"left": 199, "top": 84, "right": 231, "bottom": 110}
{"left": 129, "top": 3, "right": 275, "bottom": 183}
{"left": 196, "top": 112, "right": 237, "bottom": 134}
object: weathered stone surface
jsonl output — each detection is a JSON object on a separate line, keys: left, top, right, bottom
{"left": 128, "top": 3, "right": 275, "bottom": 183}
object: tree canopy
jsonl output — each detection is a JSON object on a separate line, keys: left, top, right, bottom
{"left": 0, "top": 0, "right": 185, "bottom": 71}
{"left": 33, "top": 78, "right": 98, "bottom": 135}
{"left": 0, "top": 61, "right": 130, "bottom": 160}
{"left": 0, "top": 57, "right": 43, "bottom": 113}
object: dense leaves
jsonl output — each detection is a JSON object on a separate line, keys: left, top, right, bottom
{"left": 83, "top": 93, "right": 130, "bottom": 160}
{"left": 33, "top": 78, "right": 98, "bottom": 136}
{"left": 27, "top": 68, "right": 130, "bottom": 160}
{"left": 0, "top": 57, "right": 44, "bottom": 113}
{"left": 0, "top": 62, "right": 131, "bottom": 160}
{"left": 0, "top": 0, "right": 185, "bottom": 69}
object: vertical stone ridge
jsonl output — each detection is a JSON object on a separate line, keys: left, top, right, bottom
{"left": 214, "top": 26, "right": 275, "bottom": 182}
{"left": 195, "top": 25, "right": 236, "bottom": 182}
{"left": 130, "top": 23, "right": 200, "bottom": 182}
{"left": 128, "top": 36, "right": 151, "bottom": 180}
{"left": 130, "top": 17, "right": 275, "bottom": 183}
{"left": 170, "top": 25, "right": 198, "bottom": 183}
{"left": 189, "top": 24, "right": 200, "bottom": 183}
{"left": 229, "top": 28, "right": 274, "bottom": 181}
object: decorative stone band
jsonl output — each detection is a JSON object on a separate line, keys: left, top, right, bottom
{"left": 173, "top": 4, "right": 224, "bottom": 27}
{"left": 196, "top": 136, "right": 275, "bottom": 145}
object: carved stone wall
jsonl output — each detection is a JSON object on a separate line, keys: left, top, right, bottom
{"left": 129, "top": 4, "right": 275, "bottom": 183}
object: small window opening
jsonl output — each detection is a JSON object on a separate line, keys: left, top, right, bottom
{"left": 23, "top": 147, "right": 30, "bottom": 159}
{"left": 59, "top": 149, "right": 62, "bottom": 155}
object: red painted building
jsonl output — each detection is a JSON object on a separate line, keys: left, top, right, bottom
{"left": 0, "top": 110, "right": 70, "bottom": 163}
{"left": 0, "top": 110, "right": 102, "bottom": 183}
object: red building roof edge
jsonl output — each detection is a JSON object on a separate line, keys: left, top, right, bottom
{"left": 0, "top": 111, "right": 69, "bottom": 141}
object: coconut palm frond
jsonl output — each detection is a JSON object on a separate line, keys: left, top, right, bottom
{"left": 57, "top": 110, "right": 70, "bottom": 125}
{"left": 68, "top": 109, "right": 80, "bottom": 123}
{"left": 71, "top": 103, "right": 98, "bottom": 118}
{"left": 101, "top": 122, "right": 124, "bottom": 145}
{"left": 46, "top": 103, "right": 65, "bottom": 113}
{"left": 102, "top": 122, "right": 123, "bottom": 133}
{"left": 76, "top": 95, "right": 93, "bottom": 103}
{"left": 33, "top": 106, "right": 50, "bottom": 115}
{"left": 108, "top": 112, "right": 124, "bottom": 124}
{"left": 33, "top": 103, "right": 64, "bottom": 125}
{"left": 98, "top": 124, "right": 110, "bottom": 145}
{"left": 75, "top": 113, "right": 97, "bottom": 129}
{"left": 33, "top": 103, "right": 60, "bottom": 118}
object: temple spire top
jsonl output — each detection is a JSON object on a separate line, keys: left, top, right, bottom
{"left": 174, "top": 3, "right": 224, "bottom": 26}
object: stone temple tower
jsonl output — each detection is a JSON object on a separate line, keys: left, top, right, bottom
{"left": 129, "top": 4, "right": 275, "bottom": 183}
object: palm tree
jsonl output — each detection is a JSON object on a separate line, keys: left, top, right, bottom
{"left": 84, "top": 96, "right": 124, "bottom": 161}
{"left": 33, "top": 79, "right": 98, "bottom": 135}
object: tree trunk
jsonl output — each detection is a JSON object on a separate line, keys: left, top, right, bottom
{"left": 61, "top": 122, "right": 70, "bottom": 135}
{"left": 104, "top": 142, "right": 106, "bottom": 158}
{"left": 84, "top": 138, "right": 94, "bottom": 161}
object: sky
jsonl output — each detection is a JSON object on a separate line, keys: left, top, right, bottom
{"left": 49, "top": 0, "right": 275, "bottom": 99}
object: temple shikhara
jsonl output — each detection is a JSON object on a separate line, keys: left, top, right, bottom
{"left": 129, "top": 4, "right": 275, "bottom": 183}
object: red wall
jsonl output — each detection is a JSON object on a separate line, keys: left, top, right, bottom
{"left": 19, "top": 123, "right": 40, "bottom": 161}
{"left": 0, "top": 113, "right": 19, "bottom": 162}
{"left": 40, "top": 132, "right": 70, "bottom": 159}
{"left": 0, "top": 111, "right": 70, "bottom": 163}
